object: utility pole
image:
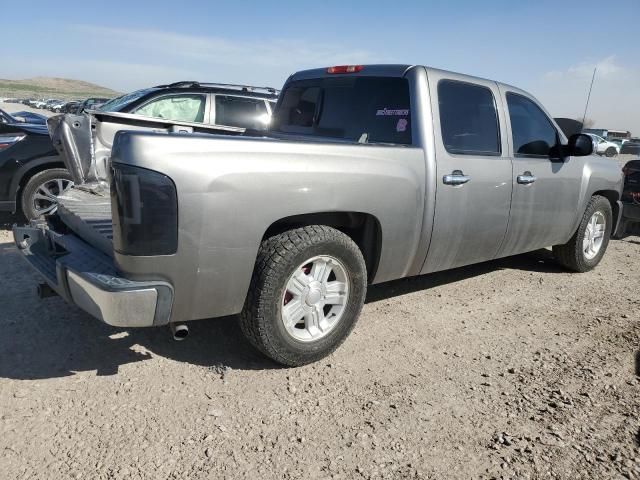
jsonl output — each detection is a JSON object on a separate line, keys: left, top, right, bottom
{"left": 581, "top": 67, "right": 597, "bottom": 127}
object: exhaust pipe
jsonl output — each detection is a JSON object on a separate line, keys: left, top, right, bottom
{"left": 170, "top": 322, "right": 189, "bottom": 341}
{"left": 37, "top": 283, "right": 58, "bottom": 299}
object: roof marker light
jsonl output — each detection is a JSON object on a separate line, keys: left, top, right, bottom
{"left": 327, "top": 65, "right": 364, "bottom": 74}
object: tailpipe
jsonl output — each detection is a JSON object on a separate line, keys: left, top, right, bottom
{"left": 169, "top": 322, "right": 189, "bottom": 341}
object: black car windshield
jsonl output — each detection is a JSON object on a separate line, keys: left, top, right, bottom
{"left": 271, "top": 76, "right": 412, "bottom": 145}
{"left": 99, "top": 89, "right": 157, "bottom": 112}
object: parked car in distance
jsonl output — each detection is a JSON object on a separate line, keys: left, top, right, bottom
{"left": 585, "top": 133, "right": 619, "bottom": 157}
{"left": 50, "top": 100, "right": 68, "bottom": 113}
{"left": 0, "top": 122, "right": 72, "bottom": 219}
{"left": 61, "top": 101, "right": 81, "bottom": 113}
{"left": 74, "top": 97, "right": 110, "bottom": 114}
{"left": 609, "top": 138, "right": 628, "bottom": 150}
{"left": 97, "top": 81, "right": 278, "bottom": 129}
{"left": 43, "top": 99, "right": 63, "bottom": 111}
{"left": 620, "top": 138, "right": 640, "bottom": 156}
{"left": 17, "top": 64, "right": 624, "bottom": 367}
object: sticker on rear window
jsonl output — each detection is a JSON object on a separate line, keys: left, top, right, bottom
{"left": 376, "top": 108, "right": 409, "bottom": 116}
{"left": 396, "top": 118, "right": 408, "bottom": 132}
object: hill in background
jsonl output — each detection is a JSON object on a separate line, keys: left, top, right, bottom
{"left": 0, "top": 77, "right": 120, "bottom": 100}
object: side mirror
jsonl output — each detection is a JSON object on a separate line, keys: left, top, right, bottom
{"left": 566, "top": 133, "right": 594, "bottom": 157}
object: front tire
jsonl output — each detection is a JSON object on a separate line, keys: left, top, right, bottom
{"left": 20, "top": 168, "right": 74, "bottom": 220}
{"left": 240, "top": 226, "right": 367, "bottom": 366}
{"left": 605, "top": 147, "right": 617, "bottom": 157}
{"left": 553, "top": 195, "right": 612, "bottom": 272}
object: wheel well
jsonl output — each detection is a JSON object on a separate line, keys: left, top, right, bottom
{"left": 15, "top": 161, "right": 66, "bottom": 200}
{"left": 262, "top": 212, "right": 382, "bottom": 282}
{"left": 593, "top": 190, "right": 620, "bottom": 234}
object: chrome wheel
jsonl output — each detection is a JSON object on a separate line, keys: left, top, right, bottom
{"left": 32, "top": 178, "right": 74, "bottom": 216}
{"left": 583, "top": 211, "right": 606, "bottom": 260}
{"left": 281, "top": 255, "right": 349, "bottom": 342}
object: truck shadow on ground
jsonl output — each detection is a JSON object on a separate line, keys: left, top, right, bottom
{"left": 0, "top": 234, "right": 564, "bottom": 381}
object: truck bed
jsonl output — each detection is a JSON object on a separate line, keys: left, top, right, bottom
{"left": 58, "top": 188, "right": 113, "bottom": 256}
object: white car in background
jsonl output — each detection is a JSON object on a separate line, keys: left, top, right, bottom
{"left": 586, "top": 133, "right": 620, "bottom": 157}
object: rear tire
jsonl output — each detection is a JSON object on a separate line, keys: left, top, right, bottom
{"left": 553, "top": 195, "right": 612, "bottom": 272}
{"left": 20, "top": 168, "right": 73, "bottom": 220}
{"left": 240, "top": 226, "right": 367, "bottom": 367}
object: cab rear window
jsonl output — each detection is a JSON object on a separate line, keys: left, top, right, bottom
{"left": 271, "top": 77, "right": 412, "bottom": 145}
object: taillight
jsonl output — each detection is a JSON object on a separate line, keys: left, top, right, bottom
{"left": 326, "top": 65, "right": 364, "bottom": 74}
{"left": 111, "top": 164, "right": 178, "bottom": 256}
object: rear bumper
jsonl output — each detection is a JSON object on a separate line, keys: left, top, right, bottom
{"left": 12, "top": 223, "right": 174, "bottom": 327}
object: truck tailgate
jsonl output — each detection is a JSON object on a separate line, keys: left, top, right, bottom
{"left": 57, "top": 188, "right": 113, "bottom": 256}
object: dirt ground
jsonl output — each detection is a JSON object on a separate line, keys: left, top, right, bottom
{"left": 0, "top": 214, "right": 638, "bottom": 480}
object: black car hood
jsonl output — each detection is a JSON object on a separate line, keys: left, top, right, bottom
{"left": 0, "top": 122, "right": 49, "bottom": 136}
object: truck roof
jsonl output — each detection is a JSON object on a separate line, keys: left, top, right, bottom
{"left": 288, "top": 64, "right": 522, "bottom": 94}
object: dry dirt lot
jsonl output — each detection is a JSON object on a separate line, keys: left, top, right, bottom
{"left": 0, "top": 217, "right": 638, "bottom": 480}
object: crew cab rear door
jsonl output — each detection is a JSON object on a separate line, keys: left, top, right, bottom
{"left": 421, "top": 71, "right": 512, "bottom": 273}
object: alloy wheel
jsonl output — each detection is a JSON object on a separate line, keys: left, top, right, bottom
{"left": 32, "top": 178, "right": 74, "bottom": 216}
{"left": 281, "top": 255, "right": 350, "bottom": 342}
{"left": 583, "top": 211, "right": 606, "bottom": 260}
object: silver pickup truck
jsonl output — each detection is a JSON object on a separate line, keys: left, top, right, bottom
{"left": 14, "top": 64, "right": 624, "bottom": 366}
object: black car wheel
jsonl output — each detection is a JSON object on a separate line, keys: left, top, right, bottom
{"left": 605, "top": 147, "right": 617, "bottom": 157}
{"left": 21, "top": 168, "right": 74, "bottom": 220}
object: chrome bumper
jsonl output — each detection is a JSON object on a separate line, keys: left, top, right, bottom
{"left": 12, "top": 223, "right": 173, "bottom": 327}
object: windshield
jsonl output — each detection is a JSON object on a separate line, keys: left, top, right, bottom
{"left": 271, "top": 76, "right": 412, "bottom": 145}
{"left": 99, "top": 88, "right": 157, "bottom": 112}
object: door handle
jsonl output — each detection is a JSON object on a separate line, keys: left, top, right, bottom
{"left": 517, "top": 172, "right": 537, "bottom": 185}
{"left": 443, "top": 170, "right": 471, "bottom": 186}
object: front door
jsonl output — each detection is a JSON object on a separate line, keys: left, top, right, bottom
{"left": 496, "top": 88, "right": 583, "bottom": 257}
{"left": 422, "top": 72, "right": 513, "bottom": 274}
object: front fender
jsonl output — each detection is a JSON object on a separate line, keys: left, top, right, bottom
{"left": 572, "top": 155, "right": 624, "bottom": 234}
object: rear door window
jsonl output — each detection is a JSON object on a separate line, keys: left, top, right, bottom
{"left": 438, "top": 80, "right": 501, "bottom": 155}
{"left": 133, "top": 94, "right": 206, "bottom": 123}
{"left": 272, "top": 77, "right": 412, "bottom": 145}
{"left": 215, "top": 96, "right": 269, "bottom": 129}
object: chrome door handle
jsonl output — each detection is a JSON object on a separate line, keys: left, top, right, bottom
{"left": 517, "top": 172, "right": 537, "bottom": 185}
{"left": 443, "top": 170, "right": 471, "bottom": 186}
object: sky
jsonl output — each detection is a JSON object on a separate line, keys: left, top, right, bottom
{"left": 2, "top": 0, "right": 639, "bottom": 133}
